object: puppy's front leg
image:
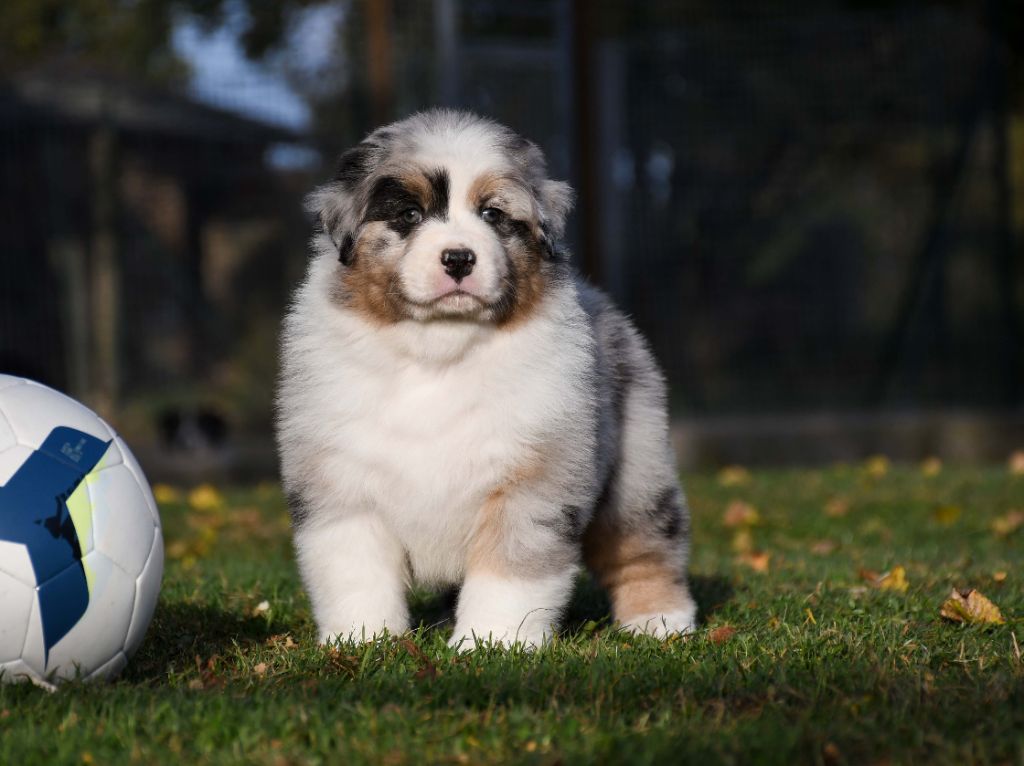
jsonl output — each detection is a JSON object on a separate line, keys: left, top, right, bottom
{"left": 450, "top": 490, "right": 579, "bottom": 650}
{"left": 294, "top": 512, "right": 409, "bottom": 643}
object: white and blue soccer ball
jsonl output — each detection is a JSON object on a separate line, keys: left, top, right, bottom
{"left": 0, "top": 374, "right": 163, "bottom": 688}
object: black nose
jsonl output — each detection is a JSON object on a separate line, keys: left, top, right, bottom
{"left": 441, "top": 248, "right": 476, "bottom": 282}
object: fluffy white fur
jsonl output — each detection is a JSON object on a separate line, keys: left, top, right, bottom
{"left": 277, "top": 110, "right": 696, "bottom": 648}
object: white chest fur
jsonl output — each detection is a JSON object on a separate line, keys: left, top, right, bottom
{"left": 278, "top": 272, "right": 596, "bottom": 585}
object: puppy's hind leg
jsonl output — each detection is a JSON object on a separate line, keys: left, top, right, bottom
{"left": 583, "top": 484, "right": 697, "bottom": 638}
{"left": 293, "top": 512, "right": 410, "bottom": 644}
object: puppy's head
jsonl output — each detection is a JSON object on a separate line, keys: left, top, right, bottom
{"left": 307, "top": 110, "right": 573, "bottom": 326}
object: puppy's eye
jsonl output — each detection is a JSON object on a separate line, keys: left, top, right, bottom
{"left": 399, "top": 208, "right": 422, "bottom": 225}
{"left": 480, "top": 207, "right": 506, "bottom": 225}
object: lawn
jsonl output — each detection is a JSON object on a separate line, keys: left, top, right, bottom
{"left": 2, "top": 460, "right": 1023, "bottom": 765}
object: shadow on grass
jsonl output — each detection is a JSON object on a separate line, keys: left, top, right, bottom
{"left": 123, "top": 601, "right": 281, "bottom": 683}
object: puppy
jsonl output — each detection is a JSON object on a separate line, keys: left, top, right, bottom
{"left": 276, "top": 109, "right": 696, "bottom": 648}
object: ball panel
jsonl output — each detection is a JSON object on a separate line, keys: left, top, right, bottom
{"left": 0, "top": 539, "right": 36, "bottom": 588}
{"left": 87, "top": 650, "right": 127, "bottom": 681}
{"left": 0, "top": 569, "right": 32, "bottom": 662}
{"left": 89, "top": 464, "right": 157, "bottom": 577}
{"left": 0, "top": 443, "right": 33, "bottom": 486}
{"left": 20, "top": 597, "right": 45, "bottom": 677}
{"left": 115, "top": 436, "right": 161, "bottom": 528}
{"left": 124, "top": 527, "right": 164, "bottom": 657}
{"left": 0, "top": 375, "right": 23, "bottom": 392}
{"left": 44, "top": 550, "right": 135, "bottom": 682}
{"left": 0, "top": 380, "right": 114, "bottom": 453}
{"left": 0, "top": 409, "right": 15, "bottom": 453}
{"left": 0, "top": 658, "right": 39, "bottom": 686}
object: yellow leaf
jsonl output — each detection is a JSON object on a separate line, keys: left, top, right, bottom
{"left": 940, "top": 588, "right": 1005, "bottom": 625}
{"left": 992, "top": 510, "right": 1024, "bottom": 537}
{"left": 723, "top": 500, "right": 760, "bottom": 528}
{"left": 253, "top": 662, "right": 268, "bottom": 675}
{"left": 824, "top": 497, "right": 850, "bottom": 518}
{"left": 993, "top": 571, "right": 1008, "bottom": 583}
{"left": 877, "top": 566, "right": 909, "bottom": 592}
{"left": 804, "top": 608, "right": 816, "bottom": 625}
{"left": 717, "top": 465, "right": 752, "bottom": 487}
{"left": 932, "top": 505, "right": 962, "bottom": 526}
{"left": 731, "top": 528, "right": 754, "bottom": 554}
{"left": 920, "top": 457, "right": 942, "bottom": 477}
{"left": 152, "top": 483, "right": 182, "bottom": 504}
{"left": 188, "top": 483, "right": 225, "bottom": 512}
{"left": 864, "top": 455, "right": 890, "bottom": 479}
{"left": 1009, "top": 450, "right": 1024, "bottom": 476}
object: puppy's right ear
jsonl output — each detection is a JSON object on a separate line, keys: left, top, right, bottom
{"left": 305, "top": 142, "right": 381, "bottom": 265}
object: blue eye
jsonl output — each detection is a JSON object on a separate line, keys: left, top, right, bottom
{"left": 400, "top": 208, "right": 422, "bottom": 225}
{"left": 480, "top": 207, "right": 505, "bottom": 225}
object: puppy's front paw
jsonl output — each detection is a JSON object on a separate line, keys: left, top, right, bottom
{"left": 620, "top": 606, "right": 697, "bottom": 639}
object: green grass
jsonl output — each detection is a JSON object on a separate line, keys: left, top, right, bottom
{"left": 3, "top": 463, "right": 1024, "bottom": 765}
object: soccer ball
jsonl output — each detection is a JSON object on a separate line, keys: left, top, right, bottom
{"left": 0, "top": 375, "right": 163, "bottom": 688}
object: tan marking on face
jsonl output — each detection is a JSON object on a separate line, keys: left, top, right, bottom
{"left": 583, "top": 523, "right": 690, "bottom": 623}
{"left": 465, "top": 453, "right": 549, "bottom": 575}
{"left": 467, "top": 172, "right": 534, "bottom": 221}
{"left": 331, "top": 224, "right": 407, "bottom": 325}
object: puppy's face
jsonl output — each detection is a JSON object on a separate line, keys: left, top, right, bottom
{"left": 308, "top": 111, "right": 573, "bottom": 326}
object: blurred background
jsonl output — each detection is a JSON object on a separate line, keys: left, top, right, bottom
{"left": 0, "top": 0, "right": 1022, "bottom": 478}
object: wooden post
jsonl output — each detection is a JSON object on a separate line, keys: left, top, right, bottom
{"left": 366, "top": 0, "right": 395, "bottom": 126}
{"left": 88, "top": 121, "right": 120, "bottom": 419}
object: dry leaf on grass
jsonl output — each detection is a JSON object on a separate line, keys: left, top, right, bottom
{"left": 253, "top": 662, "right": 268, "bottom": 676}
{"left": 932, "top": 505, "right": 962, "bottom": 526}
{"left": 992, "top": 510, "right": 1024, "bottom": 537}
{"left": 152, "top": 483, "right": 182, "bottom": 504}
{"left": 731, "top": 528, "right": 754, "bottom": 553}
{"left": 864, "top": 455, "right": 890, "bottom": 478}
{"left": 993, "top": 571, "right": 1008, "bottom": 583}
{"left": 859, "top": 565, "right": 908, "bottom": 592}
{"left": 736, "top": 551, "right": 771, "bottom": 573}
{"left": 1009, "top": 450, "right": 1024, "bottom": 476}
{"left": 188, "top": 483, "right": 225, "bottom": 512}
{"left": 717, "top": 465, "right": 751, "bottom": 487}
{"left": 920, "top": 457, "right": 942, "bottom": 477}
{"left": 940, "top": 588, "right": 1005, "bottom": 625}
{"left": 824, "top": 498, "right": 850, "bottom": 518}
{"left": 810, "top": 540, "right": 838, "bottom": 555}
{"left": 708, "top": 625, "right": 736, "bottom": 644}
{"left": 723, "top": 500, "right": 760, "bottom": 528}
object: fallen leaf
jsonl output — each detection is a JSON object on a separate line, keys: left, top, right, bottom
{"left": 824, "top": 497, "right": 850, "bottom": 518}
{"left": 877, "top": 566, "right": 909, "bottom": 592}
{"left": 253, "top": 600, "right": 270, "bottom": 616}
{"left": 253, "top": 662, "right": 268, "bottom": 675}
{"left": 810, "top": 539, "right": 838, "bottom": 555}
{"left": 708, "top": 625, "right": 736, "bottom": 644}
{"left": 920, "top": 457, "right": 942, "bottom": 477}
{"left": 723, "top": 500, "right": 760, "bottom": 528}
{"left": 864, "top": 455, "right": 890, "bottom": 479}
{"left": 736, "top": 551, "right": 771, "bottom": 573}
{"left": 188, "top": 483, "right": 225, "bottom": 512}
{"left": 1009, "top": 450, "right": 1024, "bottom": 476}
{"left": 993, "top": 571, "right": 1007, "bottom": 583}
{"left": 804, "top": 608, "right": 816, "bottom": 625}
{"left": 932, "top": 505, "right": 962, "bottom": 526}
{"left": 940, "top": 588, "right": 1005, "bottom": 625}
{"left": 717, "top": 465, "right": 751, "bottom": 487}
{"left": 992, "top": 510, "right": 1024, "bottom": 537}
{"left": 858, "top": 568, "right": 880, "bottom": 583}
{"left": 152, "top": 483, "right": 182, "bottom": 504}
{"left": 822, "top": 742, "right": 841, "bottom": 765}
{"left": 731, "top": 528, "right": 754, "bottom": 553}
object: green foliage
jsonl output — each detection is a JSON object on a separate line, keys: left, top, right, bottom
{"left": 1, "top": 465, "right": 1023, "bottom": 764}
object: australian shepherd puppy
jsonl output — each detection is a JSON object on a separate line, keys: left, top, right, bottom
{"left": 276, "top": 110, "right": 697, "bottom": 648}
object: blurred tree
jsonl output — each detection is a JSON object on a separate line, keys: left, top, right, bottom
{"left": 0, "top": 0, "right": 324, "bottom": 81}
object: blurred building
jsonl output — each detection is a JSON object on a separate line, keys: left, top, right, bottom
{"left": 1, "top": 1, "right": 1021, "bottom": 471}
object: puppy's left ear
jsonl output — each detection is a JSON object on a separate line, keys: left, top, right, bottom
{"left": 539, "top": 179, "right": 574, "bottom": 240}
